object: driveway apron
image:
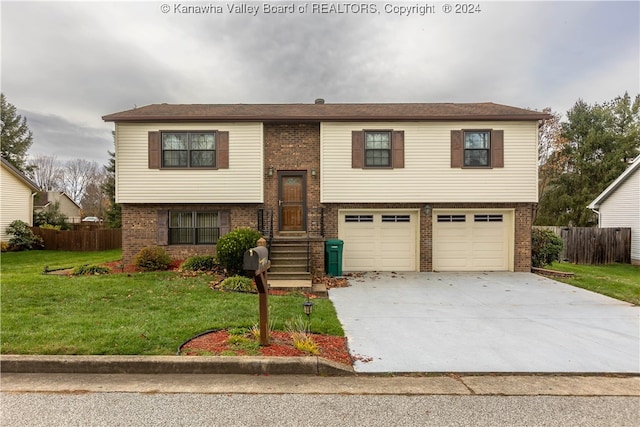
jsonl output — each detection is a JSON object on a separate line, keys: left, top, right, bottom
{"left": 328, "top": 272, "right": 640, "bottom": 373}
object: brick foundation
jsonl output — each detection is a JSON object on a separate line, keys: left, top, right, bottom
{"left": 121, "top": 203, "right": 259, "bottom": 264}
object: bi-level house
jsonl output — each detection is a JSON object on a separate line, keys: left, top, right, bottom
{"left": 103, "top": 101, "right": 549, "bottom": 277}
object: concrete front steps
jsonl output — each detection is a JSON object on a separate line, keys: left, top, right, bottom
{"left": 268, "top": 234, "right": 326, "bottom": 296}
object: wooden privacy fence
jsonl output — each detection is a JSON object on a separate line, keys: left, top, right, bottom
{"left": 535, "top": 226, "right": 631, "bottom": 264}
{"left": 31, "top": 227, "right": 122, "bottom": 251}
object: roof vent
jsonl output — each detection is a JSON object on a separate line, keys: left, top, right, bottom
{"left": 314, "top": 98, "right": 325, "bottom": 104}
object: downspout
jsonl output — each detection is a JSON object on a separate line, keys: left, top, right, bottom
{"left": 590, "top": 207, "right": 601, "bottom": 227}
{"left": 30, "top": 191, "right": 38, "bottom": 226}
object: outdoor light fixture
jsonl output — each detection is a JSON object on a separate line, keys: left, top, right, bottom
{"left": 424, "top": 204, "right": 431, "bottom": 215}
{"left": 303, "top": 298, "right": 313, "bottom": 316}
{"left": 268, "top": 166, "right": 274, "bottom": 177}
{"left": 311, "top": 168, "right": 317, "bottom": 177}
{"left": 303, "top": 297, "right": 314, "bottom": 332}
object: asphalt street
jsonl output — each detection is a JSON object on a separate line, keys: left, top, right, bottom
{"left": 2, "top": 392, "right": 638, "bottom": 427}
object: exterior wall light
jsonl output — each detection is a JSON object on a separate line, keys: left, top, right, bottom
{"left": 268, "top": 166, "right": 274, "bottom": 177}
{"left": 424, "top": 204, "right": 431, "bottom": 215}
{"left": 311, "top": 168, "right": 317, "bottom": 177}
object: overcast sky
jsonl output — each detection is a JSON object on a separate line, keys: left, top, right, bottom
{"left": 1, "top": 0, "right": 638, "bottom": 165}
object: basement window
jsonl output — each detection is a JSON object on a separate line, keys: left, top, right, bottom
{"left": 169, "top": 211, "right": 219, "bottom": 244}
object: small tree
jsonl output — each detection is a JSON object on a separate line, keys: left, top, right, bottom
{"left": 6, "top": 220, "right": 43, "bottom": 251}
{"left": 531, "top": 228, "right": 564, "bottom": 268}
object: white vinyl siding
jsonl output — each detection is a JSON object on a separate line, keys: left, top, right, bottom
{"left": 321, "top": 121, "right": 538, "bottom": 203}
{"left": 115, "top": 122, "right": 263, "bottom": 203}
{"left": 1, "top": 166, "right": 36, "bottom": 241}
{"left": 598, "top": 169, "right": 640, "bottom": 264}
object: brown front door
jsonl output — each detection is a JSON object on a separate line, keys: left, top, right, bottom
{"left": 279, "top": 172, "right": 306, "bottom": 231}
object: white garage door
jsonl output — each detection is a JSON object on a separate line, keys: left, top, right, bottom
{"left": 433, "top": 210, "right": 514, "bottom": 271}
{"left": 339, "top": 210, "right": 419, "bottom": 272}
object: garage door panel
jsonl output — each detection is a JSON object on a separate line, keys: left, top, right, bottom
{"left": 434, "top": 210, "right": 513, "bottom": 272}
{"left": 340, "top": 211, "right": 418, "bottom": 272}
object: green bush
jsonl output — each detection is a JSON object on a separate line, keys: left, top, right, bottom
{"left": 6, "top": 220, "right": 44, "bottom": 251}
{"left": 133, "top": 246, "right": 172, "bottom": 271}
{"left": 215, "top": 227, "right": 262, "bottom": 274}
{"left": 219, "top": 275, "right": 254, "bottom": 292}
{"left": 33, "top": 201, "right": 71, "bottom": 230}
{"left": 532, "top": 228, "right": 564, "bottom": 268}
{"left": 181, "top": 255, "right": 216, "bottom": 271}
{"left": 72, "top": 264, "right": 112, "bottom": 275}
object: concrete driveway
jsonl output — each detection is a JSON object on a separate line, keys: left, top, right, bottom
{"left": 328, "top": 272, "right": 640, "bottom": 373}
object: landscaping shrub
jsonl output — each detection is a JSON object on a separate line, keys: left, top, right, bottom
{"left": 33, "top": 202, "right": 71, "bottom": 230}
{"left": 72, "top": 264, "right": 111, "bottom": 275}
{"left": 219, "top": 275, "right": 254, "bottom": 292}
{"left": 5, "top": 220, "right": 44, "bottom": 251}
{"left": 532, "top": 228, "right": 564, "bottom": 268}
{"left": 181, "top": 255, "right": 216, "bottom": 271}
{"left": 133, "top": 246, "right": 172, "bottom": 271}
{"left": 215, "top": 227, "right": 262, "bottom": 274}
{"left": 1, "top": 241, "right": 9, "bottom": 252}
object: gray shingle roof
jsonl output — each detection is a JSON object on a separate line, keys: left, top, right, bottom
{"left": 103, "top": 102, "right": 550, "bottom": 122}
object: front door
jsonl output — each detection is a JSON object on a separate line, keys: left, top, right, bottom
{"left": 279, "top": 172, "right": 306, "bottom": 231}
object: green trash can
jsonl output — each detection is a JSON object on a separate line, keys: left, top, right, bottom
{"left": 325, "top": 239, "right": 344, "bottom": 276}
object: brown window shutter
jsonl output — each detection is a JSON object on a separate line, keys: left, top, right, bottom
{"left": 157, "top": 210, "right": 168, "bottom": 245}
{"left": 217, "top": 131, "right": 229, "bottom": 169}
{"left": 352, "top": 131, "right": 364, "bottom": 168}
{"left": 491, "top": 130, "right": 504, "bottom": 168}
{"left": 148, "top": 131, "right": 161, "bottom": 169}
{"left": 219, "top": 210, "right": 231, "bottom": 237}
{"left": 451, "top": 130, "right": 463, "bottom": 168}
{"left": 392, "top": 130, "right": 405, "bottom": 168}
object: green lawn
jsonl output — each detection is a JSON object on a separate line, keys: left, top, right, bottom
{"left": 548, "top": 262, "right": 640, "bottom": 305}
{"left": 1, "top": 250, "right": 343, "bottom": 355}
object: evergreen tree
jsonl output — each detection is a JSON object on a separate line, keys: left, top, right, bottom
{"left": 102, "top": 135, "right": 121, "bottom": 228}
{"left": 0, "top": 93, "right": 34, "bottom": 172}
{"left": 536, "top": 93, "right": 640, "bottom": 226}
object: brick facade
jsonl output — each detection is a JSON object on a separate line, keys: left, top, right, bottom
{"left": 121, "top": 203, "right": 258, "bottom": 264}
{"left": 263, "top": 123, "right": 321, "bottom": 235}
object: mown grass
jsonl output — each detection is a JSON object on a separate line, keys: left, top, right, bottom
{"left": 548, "top": 262, "right": 640, "bottom": 305}
{"left": 1, "top": 250, "right": 343, "bottom": 355}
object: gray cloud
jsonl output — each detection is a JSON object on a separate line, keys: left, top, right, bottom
{"left": 2, "top": 1, "right": 638, "bottom": 164}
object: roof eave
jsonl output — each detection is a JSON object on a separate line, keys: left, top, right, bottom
{"left": 588, "top": 158, "right": 640, "bottom": 209}
{"left": 103, "top": 114, "right": 550, "bottom": 123}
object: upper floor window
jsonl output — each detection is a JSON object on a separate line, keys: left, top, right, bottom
{"left": 162, "top": 132, "right": 215, "bottom": 168}
{"left": 450, "top": 129, "right": 504, "bottom": 169}
{"left": 365, "top": 131, "right": 391, "bottom": 167}
{"left": 352, "top": 130, "right": 404, "bottom": 169}
{"left": 463, "top": 131, "right": 490, "bottom": 167}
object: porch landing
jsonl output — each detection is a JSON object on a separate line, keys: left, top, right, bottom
{"left": 268, "top": 279, "right": 327, "bottom": 297}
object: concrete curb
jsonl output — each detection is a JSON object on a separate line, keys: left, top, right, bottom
{"left": 0, "top": 355, "right": 355, "bottom": 376}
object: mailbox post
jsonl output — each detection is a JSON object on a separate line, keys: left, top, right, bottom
{"left": 243, "top": 241, "right": 270, "bottom": 346}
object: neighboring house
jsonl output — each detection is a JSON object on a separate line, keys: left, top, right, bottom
{"left": 588, "top": 155, "right": 640, "bottom": 265}
{"left": 34, "top": 191, "right": 82, "bottom": 224}
{"left": 103, "top": 101, "right": 549, "bottom": 273}
{"left": 0, "top": 157, "right": 41, "bottom": 242}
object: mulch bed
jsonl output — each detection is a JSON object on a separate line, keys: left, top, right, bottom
{"left": 180, "top": 330, "right": 353, "bottom": 366}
